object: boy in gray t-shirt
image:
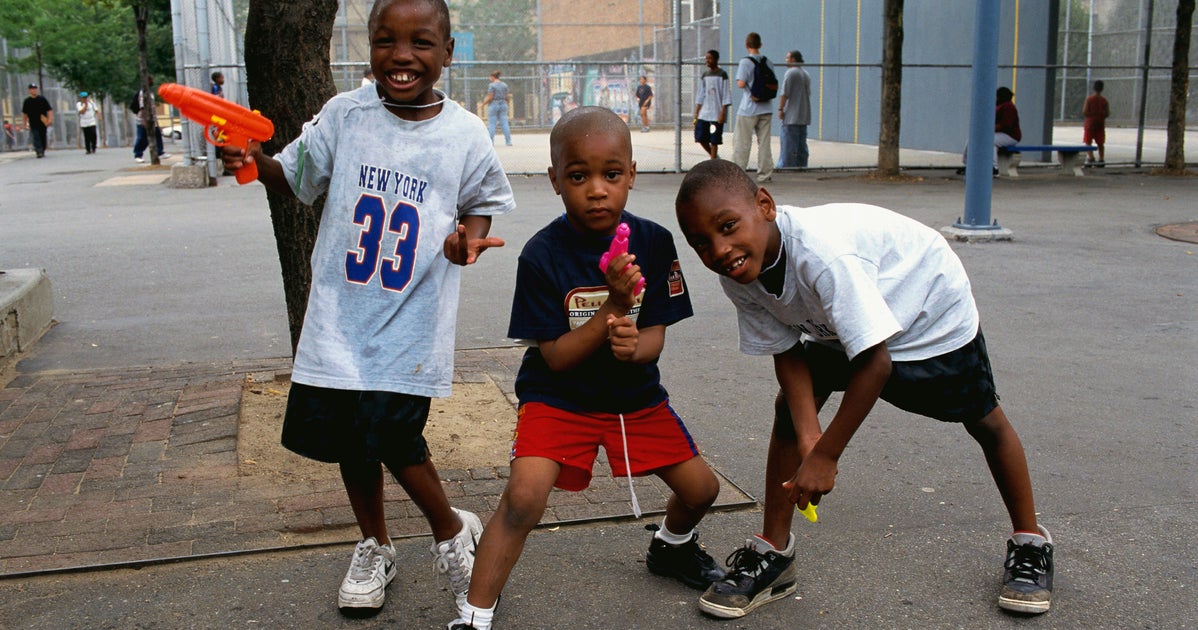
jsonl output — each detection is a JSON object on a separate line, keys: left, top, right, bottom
{"left": 222, "top": 0, "right": 515, "bottom": 617}
{"left": 674, "top": 159, "right": 1054, "bottom": 619}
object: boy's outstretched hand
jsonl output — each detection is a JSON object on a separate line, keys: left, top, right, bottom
{"left": 220, "top": 140, "right": 259, "bottom": 172}
{"left": 605, "top": 314, "right": 639, "bottom": 361}
{"left": 782, "top": 449, "right": 839, "bottom": 512}
{"left": 602, "top": 251, "right": 642, "bottom": 311}
{"left": 444, "top": 223, "right": 505, "bottom": 266}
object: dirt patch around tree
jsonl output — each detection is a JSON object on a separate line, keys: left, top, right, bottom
{"left": 237, "top": 376, "right": 517, "bottom": 482}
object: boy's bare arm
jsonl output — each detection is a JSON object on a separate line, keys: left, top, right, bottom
{"left": 607, "top": 320, "right": 664, "bottom": 364}
{"left": 444, "top": 215, "right": 505, "bottom": 266}
{"left": 785, "top": 342, "right": 891, "bottom": 506}
{"left": 538, "top": 256, "right": 643, "bottom": 371}
{"left": 221, "top": 141, "right": 293, "bottom": 198}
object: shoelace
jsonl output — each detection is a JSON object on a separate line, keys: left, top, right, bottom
{"left": 719, "top": 546, "right": 766, "bottom": 585}
{"left": 434, "top": 539, "right": 471, "bottom": 595}
{"left": 347, "top": 540, "right": 379, "bottom": 582}
{"left": 1006, "top": 544, "right": 1048, "bottom": 584}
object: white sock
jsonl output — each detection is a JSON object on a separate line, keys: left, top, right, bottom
{"left": 1011, "top": 532, "right": 1047, "bottom": 547}
{"left": 456, "top": 602, "right": 495, "bottom": 630}
{"left": 653, "top": 519, "right": 694, "bottom": 545}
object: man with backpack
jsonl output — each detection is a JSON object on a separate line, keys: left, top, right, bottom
{"left": 732, "top": 32, "right": 778, "bottom": 183}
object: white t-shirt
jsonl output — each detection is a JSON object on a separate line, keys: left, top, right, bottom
{"left": 276, "top": 85, "right": 516, "bottom": 396}
{"left": 723, "top": 204, "right": 979, "bottom": 361}
{"left": 77, "top": 100, "right": 97, "bottom": 127}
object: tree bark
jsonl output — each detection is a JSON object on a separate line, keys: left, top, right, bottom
{"left": 244, "top": 0, "right": 338, "bottom": 354}
{"left": 134, "top": 1, "right": 158, "bottom": 165}
{"left": 1165, "top": 0, "right": 1193, "bottom": 172}
{"left": 876, "top": 0, "right": 904, "bottom": 176}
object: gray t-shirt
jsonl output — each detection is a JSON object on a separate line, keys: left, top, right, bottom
{"left": 722, "top": 204, "right": 979, "bottom": 361}
{"left": 780, "top": 66, "right": 811, "bottom": 126}
{"left": 736, "top": 54, "right": 776, "bottom": 117}
{"left": 277, "top": 85, "right": 516, "bottom": 396}
{"left": 487, "top": 80, "right": 510, "bottom": 106}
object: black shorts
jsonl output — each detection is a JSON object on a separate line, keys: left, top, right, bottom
{"left": 803, "top": 328, "right": 1000, "bottom": 424}
{"left": 694, "top": 119, "right": 725, "bottom": 145}
{"left": 281, "top": 382, "right": 431, "bottom": 466}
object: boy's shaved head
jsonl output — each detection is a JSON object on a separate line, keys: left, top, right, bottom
{"left": 369, "top": 0, "right": 451, "bottom": 36}
{"left": 549, "top": 106, "right": 632, "bottom": 167}
{"left": 676, "top": 158, "right": 758, "bottom": 211}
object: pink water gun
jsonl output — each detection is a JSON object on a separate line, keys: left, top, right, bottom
{"left": 599, "top": 222, "right": 645, "bottom": 295}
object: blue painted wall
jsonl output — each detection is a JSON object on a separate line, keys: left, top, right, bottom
{"left": 720, "top": 1, "right": 1057, "bottom": 153}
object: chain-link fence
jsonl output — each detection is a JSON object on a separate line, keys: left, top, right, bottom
{"left": 3, "top": 1, "right": 1194, "bottom": 170}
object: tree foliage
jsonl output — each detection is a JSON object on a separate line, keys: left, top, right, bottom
{"left": 0, "top": 0, "right": 173, "bottom": 101}
{"left": 452, "top": 0, "right": 536, "bottom": 62}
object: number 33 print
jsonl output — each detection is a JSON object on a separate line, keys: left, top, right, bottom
{"left": 345, "top": 194, "right": 421, "bottom": 292}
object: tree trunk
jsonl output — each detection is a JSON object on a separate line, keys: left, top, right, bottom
{"left": 877, "top": 0, "right": 904, "bottom": 176}
{"left": 1165, "top": 0, "right": 1193, "bottom": 172}
{"left": 244, "top": 0, "right": 338, "bottom": 354}
{"left": 134, "top": 2, "right": 158, "bottom": 165}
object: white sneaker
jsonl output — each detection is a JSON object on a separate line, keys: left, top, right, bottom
{"left": 159, "top": 152, "right": 171, "bottom": 159}
{"left": 134, "top": 156, "right": 145, "bottom": 163}
{"left": 431, "top": 508, "right": 483, "bottom": 608}
{"left": 338, "top": 537, "right": 398, "bottom": 610}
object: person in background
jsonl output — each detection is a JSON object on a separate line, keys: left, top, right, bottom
{"left": 483, "top": 69, "right": 513, "bottom": 146}
{"left": 77, "top": 91, "right": 100, "bottom": 154}
{"left": 776, "top": 50, "right": 811, "bottom": 169}
{"left": 693, "top": 49, "right": 731, "bottom": 160}
{"left": 1082, "top": 80, "right": 1109, "bottom": 166}
{"left": 21, "top": 83, "right": 53, "bottom": 159}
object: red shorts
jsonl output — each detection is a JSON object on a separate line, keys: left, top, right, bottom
{"left": 1083, "top": 120, "right": 1105, "bottom": 145}
{"left": 511, "top": 401, "right": 700, "bottom": 491}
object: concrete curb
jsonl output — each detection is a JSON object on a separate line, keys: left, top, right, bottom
{"left": 0, "top": 269, "right": 53, "bottom": 360}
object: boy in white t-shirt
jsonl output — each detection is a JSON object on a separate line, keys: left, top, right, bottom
{"left": 673, "top": 159, "right": 1054, "bottom": 618}
{"left": 222, "top": 0, "right": 515, "bottom": 617}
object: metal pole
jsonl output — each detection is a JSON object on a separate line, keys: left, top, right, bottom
{"left": 537, "top": 0, "right": 544, "bottom": 127}
{"left": 1135, "top": 0, "right": 1153, "bottom": 168}
{"left": 1060, "top": 0, "right": 1070, "bottom": 119}
{"left": 957, "top": 0, "right": 1002, "bottom": 231}
{"left": 169, "top": 0, "right": 193, "bottom": 165}
{"left": 196, "top": 0, "right": 217, "bottom": 180}
{"left": 674, "top": 0, "right": 683, "bottom": 172}
{"left": 1085, "top": 0, "right": 1094, "bottom": 89}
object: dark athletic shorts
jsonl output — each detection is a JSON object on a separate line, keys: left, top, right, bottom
{"left": 802, "top": 328, "right": 1000, "bottom": 425}
{"left": 281, "top": 382, "right": 431, "bottom": 466}
{"left": 694, "top": 119, "right": 725, "bottom": 145}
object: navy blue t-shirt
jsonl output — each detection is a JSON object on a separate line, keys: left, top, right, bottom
{"left": 508, "top": 212, "right": 693, "bottom": 414}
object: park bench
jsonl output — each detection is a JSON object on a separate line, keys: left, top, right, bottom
{"left": 998, "top": 144, "right": 1096, "bottom": 177}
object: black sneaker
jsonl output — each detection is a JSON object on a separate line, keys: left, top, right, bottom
{"left": 646, "top": 532, "right": 726, "bottom": 590}
{"left": 698, "top": 536, "right": 797, "bottom": 618}
{"left": 998, "top": 526, "right": 1054, "bottom": 614}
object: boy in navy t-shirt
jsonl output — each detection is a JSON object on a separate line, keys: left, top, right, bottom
{"left": 448, "top": 107, "right": 724, "bottom": 630}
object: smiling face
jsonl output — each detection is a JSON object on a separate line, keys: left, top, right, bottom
{"left": 548, "top": 108, "right": 637, "bottom": 237}
{"left": 675, "top": 166, "right": 781, "bottom": 284}
{"left": 369, "top": 0, "right": 453, "bottom": 119}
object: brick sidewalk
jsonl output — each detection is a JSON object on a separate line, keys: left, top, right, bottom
{"left": 0, "top": 348, "right": 753, "bottom": 577}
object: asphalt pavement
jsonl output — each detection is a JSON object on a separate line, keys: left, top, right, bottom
{"left": 1, "top": 141, "right": 1196, "bottom": 628}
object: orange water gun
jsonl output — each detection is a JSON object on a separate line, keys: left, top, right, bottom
{"left": 157, "top": 83, "right": 274, "bottom": 184}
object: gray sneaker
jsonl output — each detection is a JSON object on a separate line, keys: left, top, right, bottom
{"left": 432, "top": 508, "right": 484, "bottom": 608}
{"left": 998, "top": 525, "right": 1054, "bottom": 614}
{"left": 337, "top": 537, "right": 398, "bottom": 610}
{"left": 698, "top": 535, "right": 797, "bottom": 618}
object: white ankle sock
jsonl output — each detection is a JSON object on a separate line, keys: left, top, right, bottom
{"left": 654, "top": 519, "right": 694, "bottom": 545}
{"left": 457, "top": 602, "right": 495, "bottom": 630}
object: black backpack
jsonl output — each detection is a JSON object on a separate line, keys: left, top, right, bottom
{"left": 129, "top": 91, "right": 142, "bottom": 114}
{"left": 746, "top": 56, "right": 778, "bottom": 101}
